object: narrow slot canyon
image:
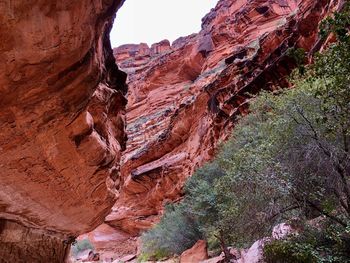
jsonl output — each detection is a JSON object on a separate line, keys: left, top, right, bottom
{"left": 0, "top": 0, "right": 347, "bottom": 262}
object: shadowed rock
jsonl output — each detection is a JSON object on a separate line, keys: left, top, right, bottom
{"left": 0, "top": 0, "right": 127, "bottom": 261}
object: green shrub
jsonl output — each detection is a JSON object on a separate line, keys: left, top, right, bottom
{"left": 138, "top": 249, "right": 168, "bottom": 262}
{"left": 71, "top": 239, "right": 94, "bottom": 257}
{"left": 264, "top": 239, "right": 318, "bottom": 263}
{"left": 141, "top": 203, "right": 202, "bottom": 258}
{"left": 264, "top": 222, "right": 350, "bottom": 263}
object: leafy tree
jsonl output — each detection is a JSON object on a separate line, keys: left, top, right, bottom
{"left": 184, "top": 162, "right": 234, "bottom": 259}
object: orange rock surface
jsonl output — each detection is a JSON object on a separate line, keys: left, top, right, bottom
{"left": 0, "top": 0, "right": 345, "bottom": 261}
{"left": 79, "top": 224, "right": 137, "bottom": 262}
{"left": 0, "top": 0, "right": 127, "bottom": 261}
{"left": 108, "top": 0, "right": 344, "bottom": 235}
{"left": 180, "top": 240, "right": 208, "bottom": 263}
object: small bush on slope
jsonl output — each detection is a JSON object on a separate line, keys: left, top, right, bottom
{"left": 71, "top": 239, "right": 94, "bottom": 257}
{"left": 141, "top": 203, "right": 202, "bottom": 260}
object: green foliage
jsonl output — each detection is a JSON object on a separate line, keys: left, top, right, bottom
{"left": 264, "top": 222, "right": 350, "bottom": 263}
{"left": 184, "top": 163, "right": 234, "bottom": 248}
{"left": 287, "top": 48, "right": 306, "bottom": 74}
{"left": 141, "top": 203, "right": 202, "bottom": 259}
{"left": 137, "top": 252, "right": 151, "bottom": 262}
{"left": 320, "top": 3, "right": 350, "bottom": 42}
{"left": 264, "top": 239, "right": 318, "bottom": 263}
{"left": 71, "top": 239, "right": 94, "bottom": 257}
{"left": 138, "top": 249, "right": 168, "bottom": 262}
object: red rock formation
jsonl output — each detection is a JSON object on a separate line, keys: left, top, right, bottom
{"left": 180, "top": 240, "right": 208, "bottom": 263}
{"left": 0, "top": 0, "right": 127, "bottom": 262}
{"left": 151, "top": 39, "right": 171, "bottom": 56}
{"left": 0, "top": 0, "right": 344, "bottom": 261}
{"left": 78, "top": 224, "right": 137, "bottom": 262}
{"left": 108, "top": 0, "right": 344, "bottom": 236}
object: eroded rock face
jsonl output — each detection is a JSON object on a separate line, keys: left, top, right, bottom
{"left": 0, "top": 220, "right": 70, "bottom": 263}
{"left": 108, "top": 0, "right": 343, "bottom": 235}
{"left": 0, "top": 0, "right": 344, "bottom": 261}
{"left": 0, "top": 0, "right": 127, "bottom": 261}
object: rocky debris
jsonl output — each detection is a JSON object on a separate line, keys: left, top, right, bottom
{"left": 112, "top": 254, "right": 136, "bottom": 263}
{"left": 180, "top": 240, "right": 209, "bottom": 263}
{"left": 109, "top": 0, "right": 343, "bottom": 236}
{"left": 73, "top": 249, "right": 100, "bottom": 262}
{"left": 79, "top": 224, "right": 137, "bottom": 262}
{"left": 0, "top": 0, "right": 127, "bottom": 261}
{"left": 200, "top": 223, "right": 297, "bottom": 263}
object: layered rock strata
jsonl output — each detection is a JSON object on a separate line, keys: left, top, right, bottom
{"left": 109, "top": 0, "right": 344, "bottom": 235}
{"left": 0, "top": 0, "right": 127, "bottom": 262}
{"left": 0, "top": 0, "right": 345, "bottom": 261}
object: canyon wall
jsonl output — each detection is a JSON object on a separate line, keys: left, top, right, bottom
{"left": 109, "top": 0, "right": 344, "bottom": 237}
{"left": 0, "top": 0, "right": 345, "bottom": 261}
{"left": 0, "top": 0, "right": 127, "bottom": 262}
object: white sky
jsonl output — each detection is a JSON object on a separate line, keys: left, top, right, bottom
{"left": 110, "top": 0, "right": 219, "bottom": 48}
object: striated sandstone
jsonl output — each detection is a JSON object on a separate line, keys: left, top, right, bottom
{"left": 0, "top": 0, "right": 345, "bottom": 261}
{"left": 0, "top": 0, "right": 127, "bottom": 261}
{"left": 108, "top": 0, "right": 344, "bottom": 236}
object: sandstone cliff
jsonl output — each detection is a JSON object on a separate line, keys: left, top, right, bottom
{"left": 0, "top": 0, "right": 127, "bottom": 262}
{"left": 0, "top": 0, "right": 345, "bottom": 262}
{"left": 109, "top": 0, "right": 344, "bottom": 237}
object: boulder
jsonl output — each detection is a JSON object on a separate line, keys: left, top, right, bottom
{"left": 180, "top": 240, "right": 208, "bottom": 263}
{"left": 237, "top": 239, "right": 268, "bottom": 263}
